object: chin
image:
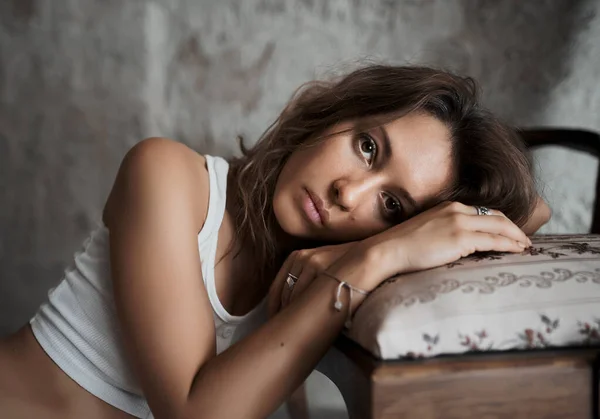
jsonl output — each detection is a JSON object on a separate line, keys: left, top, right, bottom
{"left": 273, "top": 206, "right": 310, "bottom": 240}
{"left": 277, "top": 216, "right": 311, "bottom": 239}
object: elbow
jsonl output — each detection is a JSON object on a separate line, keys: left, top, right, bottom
{"left": 536, "top": 198, "right": 552, "bottom": 226}
{"left": 522, "top": 198, "right": 552, "bottom": 235}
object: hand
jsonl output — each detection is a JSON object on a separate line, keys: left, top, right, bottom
{"left": 267, "top": 242, "right": 356, "bottom": 317}
{"left": 360, "top": 201, "right": 532, "bottom": 284}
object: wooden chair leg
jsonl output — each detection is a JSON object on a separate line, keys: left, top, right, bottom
{"left": 316, "top": 345, "right": 374, "bottom": 419}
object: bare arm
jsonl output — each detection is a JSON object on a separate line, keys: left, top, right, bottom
{"left": 104, "top": 138, "right": 216, "bottom": 417}
{"left": 104, "top": 140, "right": 531, "bottom": 419}
{"left": 103, "top": 138, "right": 374, "bottom": 419}
{"left": 184, "top": 256, "right": 370, "bottom": 419}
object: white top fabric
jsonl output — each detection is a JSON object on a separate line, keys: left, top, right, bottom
{"left": 29, "top": 155, "right": 268, "bottom": 418}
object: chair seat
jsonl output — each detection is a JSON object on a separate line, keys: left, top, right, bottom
{"left": 346, "top": 234, "right": 600, "bottom": 360}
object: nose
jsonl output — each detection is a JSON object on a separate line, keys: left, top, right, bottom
{"left": 333, "top": 176, "right": 379, "bottom": 212}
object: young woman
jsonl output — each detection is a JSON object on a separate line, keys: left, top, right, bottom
{"left": 0, "top": 65, "right": 550, "bottom": 419}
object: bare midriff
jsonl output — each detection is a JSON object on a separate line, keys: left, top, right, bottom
{"left": 0, "top": 325, "right": 136, "bottom": 419}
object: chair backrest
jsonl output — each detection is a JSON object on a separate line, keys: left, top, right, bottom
{"left": 520, "top": 128, "right": 600, "bottom": 233}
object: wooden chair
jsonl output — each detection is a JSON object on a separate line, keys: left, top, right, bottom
{"left": 523, "top": 129, "right": 600, "bottom": 234}
{"left": 313, "top": 128, "right": 600, "bottom": 419}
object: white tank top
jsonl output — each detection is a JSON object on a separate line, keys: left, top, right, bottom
{"left": 29, "top": 155, "right": 268, "bottom": 418}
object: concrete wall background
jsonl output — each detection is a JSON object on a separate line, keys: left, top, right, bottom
{"left": 1, "top": 1, "right": 599, "bottom": 417}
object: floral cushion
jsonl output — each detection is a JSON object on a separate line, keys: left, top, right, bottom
{"left": 346, "top": 234, "right": 600, "bottom": 360}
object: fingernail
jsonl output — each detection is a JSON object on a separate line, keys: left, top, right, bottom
{"left": 518, "top": 242, "right": 526, "bottom": 248}
{"left": 527, "top": 238, "right": 532, "bottom": 246}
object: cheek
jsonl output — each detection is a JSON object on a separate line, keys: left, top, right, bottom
{"left": 353, "top": 221, "right": 388, "bottom": 240}
{"left": 328, "top": 224, "right": 385, "bottom": 242}
{"left": 275, "top": 147, "right": 313, "bottom": 195}
{"left": 279, "top": 148, "right": 318, "bottom": 182}
{"left": 327, "top": 209, "right": 389, "bottom": 242}
{"left": 271, "top": 184, "right": 297, "bottom": 236}
{"left": 273, "top": 170, "right": 295, "bottom": 218}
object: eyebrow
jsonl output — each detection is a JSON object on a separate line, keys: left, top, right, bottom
{"left": 378, "top": 125, "right": 419, "bottom": 213}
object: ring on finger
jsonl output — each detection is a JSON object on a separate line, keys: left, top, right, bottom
{"left": 281, "top": 273, "right": 298, "bottom": 307}
{"left": 474, "top": 205, "right": 492, "bottom": 216}
{"left": 286, "top": 273, "right": 298, "bottom": 290}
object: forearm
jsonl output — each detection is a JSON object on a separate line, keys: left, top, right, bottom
{"left": 182, "top": 247, "right": 376, "bottom": 419}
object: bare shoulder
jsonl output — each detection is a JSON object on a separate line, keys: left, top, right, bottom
{"left": 102, "top": 138, "right": 219, "bottom": 417}
{"left": 103, "top": 137, "right": 210, "bottom": 231}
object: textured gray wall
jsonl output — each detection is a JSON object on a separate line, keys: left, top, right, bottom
{"left": 3, "top": 0, "right": 600, "bottom": 335}
{"left": 2, "top": 0, "right": 599, "bottom": 329}
{"left": 1, "top": 1, "right": 600, "bottom": 416}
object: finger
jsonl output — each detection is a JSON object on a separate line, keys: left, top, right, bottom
{"left": 463, "top": 231, "right": 527, "bottom": 254}
{"left": 461, "top": 214, "right": 531, "bottom": 246}
{"left": 468, "top": 205, "right": 531, "bottom": 244}
{"left": 472, "top": 206, "right": 494, "bottom": 216}
{"left": 267, "top": 255, "right": 296, "bottom": 318}
{"left": 444, "top": 202, "right": 506, "bottom": 218}
{"left": 280, "top": 261, "right": 304, "bottom": 312}
{"left": 287, "top": 266, "right": 316, "bottom": 307}
{"left": 280, "top": 273, "right": 294, "bottom": 311}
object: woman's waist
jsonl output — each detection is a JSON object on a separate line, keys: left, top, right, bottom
{"left": 0, "top": 324, "right": 136, "bottom": 419}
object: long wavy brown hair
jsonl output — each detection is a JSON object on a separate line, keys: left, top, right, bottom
{"left": 227, "top": 65, "right": 537, "bottom": 285}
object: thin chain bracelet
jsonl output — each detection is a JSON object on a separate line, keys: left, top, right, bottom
{"left": 321, "top": 271, "right": 370, "bottom": 329}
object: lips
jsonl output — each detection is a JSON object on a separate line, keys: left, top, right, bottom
{"left": 305, "top": 189, "right": 329, "bottom": 225}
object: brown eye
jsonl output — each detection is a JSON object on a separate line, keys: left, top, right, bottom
{"left": 358, "top": 134, "right": 377, "bottom": 164}
{"left": 382, "top": 193, "right": 402, "bottom": 221}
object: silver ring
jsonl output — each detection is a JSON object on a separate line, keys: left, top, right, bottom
{"left": 286, "top": 273, "right": 298, "bottom": 290}
{"left": 475, "top": 206, "right": 491, "bottom": 216}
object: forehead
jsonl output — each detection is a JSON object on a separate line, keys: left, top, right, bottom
{"left": 381, "top": 113, "right": 454, "bottom": 207}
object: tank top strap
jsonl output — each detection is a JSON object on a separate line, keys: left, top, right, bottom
{"left": 198, "top": 155, "right": 268, "bottom": 325}
{"left": 197, "top": 155, "right": 229, "bottom": 245}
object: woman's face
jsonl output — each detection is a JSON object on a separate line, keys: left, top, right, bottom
{"left": 273, "top": 112, "right": 455, "bottom": 243}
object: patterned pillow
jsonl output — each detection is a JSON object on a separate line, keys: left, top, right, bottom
{"left": 346, "top": 234, "right": 600, "bottom": 360}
